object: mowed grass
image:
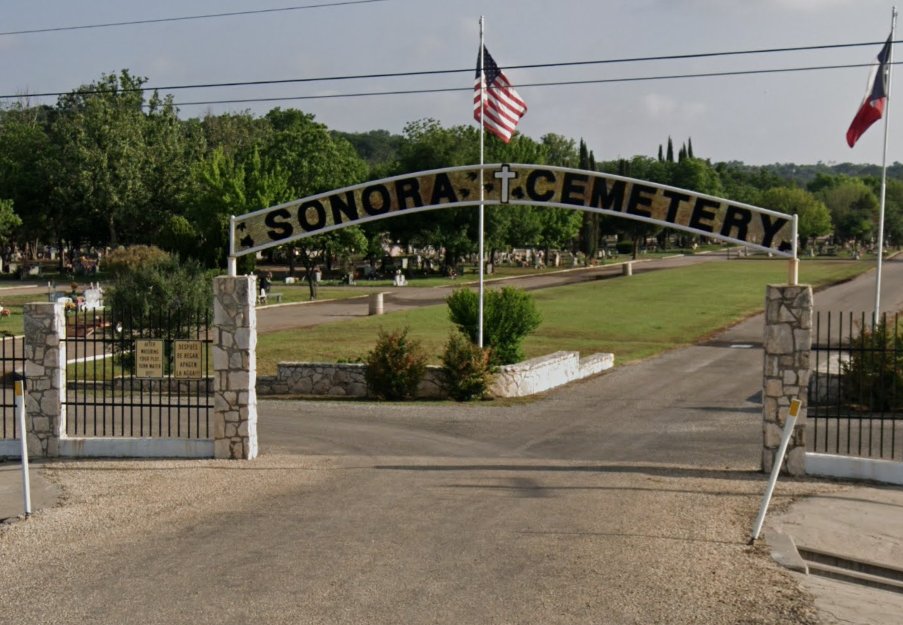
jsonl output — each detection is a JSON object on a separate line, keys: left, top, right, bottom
{"left": 256, "top": 258, "right": 872, "bottom": 375}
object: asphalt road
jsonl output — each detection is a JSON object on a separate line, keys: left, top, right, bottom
{"left": 2, "top": 255, "right": 899, "bottom": 625}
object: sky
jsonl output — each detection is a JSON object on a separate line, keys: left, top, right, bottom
{"left": 0, "top": 0, "right": 900, "bottom": 166}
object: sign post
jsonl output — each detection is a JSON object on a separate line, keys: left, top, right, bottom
{"left": 14, "top": 379, "right": 31, "bottom": 517}
{"left": 750, "top": 398, "right": 802, "bottom": 543}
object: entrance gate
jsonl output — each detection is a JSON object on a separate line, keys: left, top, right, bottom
{"left": 2, "top": 164, "right": 809, "bottom": 465}
{"left": 62, "top": 308, "right": 213, "bottom": 439}
{"left": 0, "top": 336, "right": 26, "bottom": 442}
{"left": 227, "top": 162, "right": 809, "bottom": 473}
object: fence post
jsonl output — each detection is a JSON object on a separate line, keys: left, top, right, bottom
{"left": 762, "top": 285, "right": 813, "bottom": 475}
{"left": 212, "top": 275, "right": 258, "bottom": 460}
{"left": 23, "top": 302, "right": 66, "bottom": 457}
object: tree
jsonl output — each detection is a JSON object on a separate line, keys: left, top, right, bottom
{"left": 0, "top": 199, "right": 22, "bottom": 246}
{"left": 816, "top": 178, "right": 878, "bottom": 247}
{"left": 578, "top": 139, "right": 601, "bottom": 260}
{"left": 666, "top": 137, "right": 674, "bottom": 163}
{"left": 0, "top": 103, "right": 54, "bottom": 260}
{"left": 260, "top": 108, "right": 369, "bottom": 292}
{"left": 390, "top": 120, "right": 480, "bottom": 270}
{"left": 189, "top": 147, "right": 294, "bottom": 269}
{"left": 51, "top": 70, "right": 152, "bottom": 247}
{"left": 760, "top": 187, "right": 832, "bottom": 250}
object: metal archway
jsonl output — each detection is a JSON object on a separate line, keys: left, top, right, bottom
{"left": 228, "top": 163, "right": 798, "bottom": 279}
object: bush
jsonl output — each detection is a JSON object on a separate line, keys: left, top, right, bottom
{"left": 447, "top": 286, "right": 541, "bottom": 366}
{"left": 616, "top": 240, "right": 634, "bottom": 255}
{"left": 842, "top": 322, "right": 903, "bottom": 411}
{"left": 107, "top": 254, "right": 213, "bottom": 324}
{"left": 440, "top": 330, "right": 494, "bottom": 401}
{"left": 103, "top": 245, "right": 171, "bottom": 277}
{"left": 364, "top": 327, "right": 428, "bottom": 400}
{"left": 104, "top": 253, "right": 213, "bottom": 374}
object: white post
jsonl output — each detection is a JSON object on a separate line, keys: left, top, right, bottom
{"left": 477, "top": 16, "right": 486, "bottom": 348}
{"left": 789, "top": 214, "right": 799, "bottom": 286}
{"left": 228, "top": 216, "right": 238, "bottom": 277}
{"left": 15, "top": 380, "right": 31, "bottom": 517}
{"left": 750, "top": 398, "right": 801, "bottom": 543}
{"left": 875, "top": 6, "right": 897, "bottom": 324}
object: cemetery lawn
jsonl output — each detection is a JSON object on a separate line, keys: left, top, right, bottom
{"left": 256, "top": 258, "right": 871, "bottom": 375}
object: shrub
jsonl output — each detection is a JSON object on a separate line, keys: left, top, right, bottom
{"left": 364, "top": 327, "right": 428, "bottom": 400}
{"left": 615, "top": 240, "right": 634, "bottom": 255}
{"left": 103, "top": 245, "right": 171, "bottom": 277}
{"left": 440, "top": 330, "right": 494, "bottom": 401}
{"left": 105, "top": 254, "right": 214, "bottom": 374}
{"left": 106, "top": 254, "right": 213, "bottom": 325}
{"left": 447, "top": 286, "right": 541, "bottom": 366}
{"left": 842, "top": 322, "right": 903, "bottom": 411}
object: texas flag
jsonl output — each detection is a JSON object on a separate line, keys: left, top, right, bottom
{"left": 846, "top": 35, "right": 893, "bottom": 148}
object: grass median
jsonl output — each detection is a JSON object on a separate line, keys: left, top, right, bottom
{"left": 256, "top": 258, "right": 872, "bottom": 375}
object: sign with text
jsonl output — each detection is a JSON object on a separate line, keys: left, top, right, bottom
{"left": 135, "top": 340, "right": 164, "bottom": 378}
{"left": 173, "top": 340, "right": 204, "bottom": 379}
{"left": 231, "top": 164, "right": 795, "bottom": 258}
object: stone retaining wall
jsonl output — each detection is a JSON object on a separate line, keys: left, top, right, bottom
{"left": 257, "top": 351, "right": 614, "bottom": 399}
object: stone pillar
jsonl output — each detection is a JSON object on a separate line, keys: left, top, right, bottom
{"left": 762, "top": 284, "right": 813, "bottom": 476}
{"left": 23, "top": 302, "right": 66, "bottom": 457}
{"left": 212, "top": 276, "right": 258, "bottom": 460}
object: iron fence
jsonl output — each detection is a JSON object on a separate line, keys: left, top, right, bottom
{"left": 809, "top": 311, "right": 903, "bottom": 460}
{"left": 63, "top": 307, "right": 212, "bottom": 439}
{"left": 0, "top": 335, "right": 25, "bottom": 440}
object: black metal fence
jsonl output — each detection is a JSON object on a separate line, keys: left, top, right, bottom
{"left": 0, "top": 335, "right": 26, "bottom": 440}
{"left": 63, "top": 307, "right": 212, "bottom": 439}
{"left": 809, "top": 311, "right": 903, "bottom": 460}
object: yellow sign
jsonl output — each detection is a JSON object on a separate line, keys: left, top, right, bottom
{"left": 135, "top": 340, "right": 164, "bottom": 378}
{"left": 232, "top": 164, "right": 795, "bottom": 257}
{"left": 173, "top": 340, "right": 204, "bottom": 379}
{"left": 789, "top": 398, "right": 802, "bottom": 418}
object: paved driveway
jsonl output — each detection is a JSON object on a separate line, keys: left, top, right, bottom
{"left": 2, "top": 257, "right": 899, "bottom": 624}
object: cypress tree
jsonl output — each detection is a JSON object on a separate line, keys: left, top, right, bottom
{"left": 666, "top": 137, "right": 674, "bottom": 162}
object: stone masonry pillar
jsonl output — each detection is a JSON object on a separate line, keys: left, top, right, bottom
{"left": 213, "top": 275, "right": 258, "bottom": 460}
{"left": 23, "top": 302, "right": 66, "bottom": 457}
{"left": 762, "top": 284, "right": 813, "bottom": 476}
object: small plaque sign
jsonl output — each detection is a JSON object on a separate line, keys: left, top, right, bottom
{"left": 135, "top": 340, "right": 164, "bottom": 378}
{"left": 174, "top": 340, "right": 204, "bottom": 379}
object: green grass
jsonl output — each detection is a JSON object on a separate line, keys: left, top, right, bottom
{"left": 0, "top": 258, "right": 875, "bottom": 378}
{"left": 256, "top": 259, "right": 872, "bottom": 375}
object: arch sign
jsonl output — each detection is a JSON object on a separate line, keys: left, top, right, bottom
{"left": 229, "top": 163, "right": 797, "bottom": 259}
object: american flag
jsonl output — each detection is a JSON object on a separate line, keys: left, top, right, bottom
{"left": 473, "top": 45, "right": 527, "bottom": 143}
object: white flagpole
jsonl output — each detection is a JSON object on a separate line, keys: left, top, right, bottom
{"left": 478, "top": 16, "right": 485, "bottom": 348}
{"left": 875, "top": 6, "right": 897, "bottom": 325}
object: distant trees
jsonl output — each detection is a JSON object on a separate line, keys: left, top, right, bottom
{"left": 1, "top": 68, "right": 902, "bottom": 269}
{"left": 760, "top": 187, "right": 832, "bottom": 250}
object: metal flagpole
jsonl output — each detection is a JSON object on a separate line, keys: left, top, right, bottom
{"left": 478, "top": 16, "right": 485, "bottom": 348}
{"left": 875, "top": 6, "right": 897, "bottom": 325}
